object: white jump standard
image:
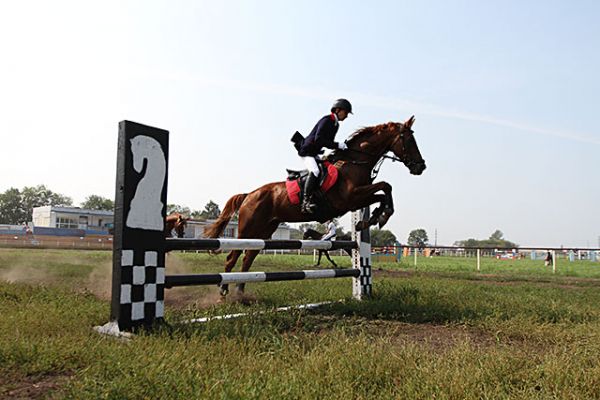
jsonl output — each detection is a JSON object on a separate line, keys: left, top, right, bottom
{"left": 107, "top": 120, "right": 372, "bottom": 331}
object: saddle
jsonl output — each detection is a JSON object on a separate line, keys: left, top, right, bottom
{"left": 285, "top": 161, "right": 329, "bottom": 186}
{"left": 284, "top": 160, "right": 338, "bottom": 212}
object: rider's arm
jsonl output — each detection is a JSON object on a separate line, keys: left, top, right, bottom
{"left": 314, "top": 118, "right": 339, "bottom": 150}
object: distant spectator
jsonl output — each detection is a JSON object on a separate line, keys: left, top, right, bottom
{"left": 544, "top": 250, "right": 553, "bottom": 266}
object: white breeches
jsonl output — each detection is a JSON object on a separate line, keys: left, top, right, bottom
{"left": 301, "top": 156, "right": 320, "bottom": 176}
{"left": 321, "top": 232, "right": 336, "bottom": 241}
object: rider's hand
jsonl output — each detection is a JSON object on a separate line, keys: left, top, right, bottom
{"left": 338, "top": 142, "right": 348, "bottom": 151}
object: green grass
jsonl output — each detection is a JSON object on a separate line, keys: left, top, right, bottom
{"left": 2, "top": 248, "right": 600, "bottom": 399}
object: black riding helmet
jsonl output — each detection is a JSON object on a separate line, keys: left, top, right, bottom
{"left": 331, "top": 98, "right": 353, "bottom": 114}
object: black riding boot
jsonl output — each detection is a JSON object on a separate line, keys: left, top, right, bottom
{"left": 301, "top": 172, "right": 318, "bottom": 214}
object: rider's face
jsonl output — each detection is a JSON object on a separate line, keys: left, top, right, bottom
{"left": 336, "top": 109, "right": 349, "bottom": 121}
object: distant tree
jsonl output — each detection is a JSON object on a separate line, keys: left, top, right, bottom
{"left": 21, "top": 185, "right": 72, "bottom": 217}
{"left": 490, "top": 230, "right": 504, "bottom": 240}
{"left": 167, "top": 204, "right": 191, "bottom": 216}
{"left": 407, "top": 228, "right": 429, "bottom": 248}
{"left": 0, "top": 188, "right": 27, "bottom": 224}
{"left": 371, "top": 228, "right": 397, "bottom": 247}
{"left": 454, "top": 230, "right": 517, "bottom": 249}
{"left": 198, "top": 200, "right": 221, "bottom": 220}
{"left": 336, "top": 225, "right": 348, "bottom": 238}
{"left": 81, "top": 195, "right": 114, "bottom": 211}
{"left": 289, "top": 228, "right": 303, "bottom": 240}
{"left": 453, "top": 238, "right": 479, "bottom": 248}
{"left": 190, "top": 209, "right": 204, "bottom": 220}
{"left": 0, "top": 185, "right": 72, "bottom": 223}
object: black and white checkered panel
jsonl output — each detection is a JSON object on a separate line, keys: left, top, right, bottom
{"left": 359, "top": 253, "right": 373, "bottom": 297}
{"left": 351, "top": 207, "right": 372, "bottom": 299}
{"left": 119, "top": 249, "right": 165, "bottom": 324}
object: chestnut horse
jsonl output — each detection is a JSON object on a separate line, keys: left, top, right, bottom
{"left": 204, "top": 116, "right": 426, "bottom": 296}
{"left": 165, "top": 213, "right": 188, "bottom": 238}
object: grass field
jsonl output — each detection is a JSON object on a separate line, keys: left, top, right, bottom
{"left": 1, "top": 248, "right": 600, "bottom": 399}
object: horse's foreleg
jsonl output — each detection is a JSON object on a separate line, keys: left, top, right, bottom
{"left": 220, "top": 250, "right": 243, "bottom": 297}
{"left": 316, "top": 250, "right": 323, "bottom": 266}
{"left": 236, "top": 250, "right": 260, "bottom": 294}
{"left": 349, "top": 182, "right": 394, "bottom": 229}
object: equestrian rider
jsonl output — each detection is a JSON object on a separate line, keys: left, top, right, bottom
{"left": 297, "top": 99, "right": 352, "bottom": 214}
{"left": 321, "top": 219, "right": 337, "bottom": 241}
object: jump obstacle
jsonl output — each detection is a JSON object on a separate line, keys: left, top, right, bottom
{"left": 102, "top": 121, "right": 372, "bottom": 332}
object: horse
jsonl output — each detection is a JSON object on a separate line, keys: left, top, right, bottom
{"left": 165, "top": 213, "right": 188, "bottom": 238}
{"left": 204, "top": 116, "right": 426, "bottom": 296}
{"left": 302, "top": 228, "right": 352, "bottom": 268}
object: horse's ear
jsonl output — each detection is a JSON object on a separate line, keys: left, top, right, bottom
{"left": 405, "top": 115, "right": 415, "bottom": 128}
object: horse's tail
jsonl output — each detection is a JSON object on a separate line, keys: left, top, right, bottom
{"left": 203, "top": 193, "right": 247, "bottom": 238}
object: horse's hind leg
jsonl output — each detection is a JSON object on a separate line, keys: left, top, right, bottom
{"left": 235, "top": 220, "right": 280, "bottom": 294}
{"left": 235, "top": 250, "right": 260, "bottom": 294}
{"left": 220, "top": 250, "right": 243, "bottom": 297}
{"left": 324, "top": 250, "right": 337, "bottom": 268}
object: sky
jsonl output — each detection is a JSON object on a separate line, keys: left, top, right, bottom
{"left": 1, "top": 0, "right": 599, "bottom": 247}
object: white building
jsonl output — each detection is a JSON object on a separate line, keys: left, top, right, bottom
{"left": 185, "top": 219, "right": 291, "bottom": 240}
{"left": 30, "top": 207, "right": 291, "bottom": 239}
{"left": 32, "top": 206, "right": 114, "bottom": 231}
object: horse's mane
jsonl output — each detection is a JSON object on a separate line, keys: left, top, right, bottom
{"left": 346, "top": 122, "right": 398, "bottom": 147}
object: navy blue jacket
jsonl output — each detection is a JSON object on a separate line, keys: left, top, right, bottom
{"left": 298, "top": 114, "right": 340, "bottom": 157}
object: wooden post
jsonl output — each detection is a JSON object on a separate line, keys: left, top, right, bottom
{"left": 477, "top": 248, "right": 480, "bottom": 271}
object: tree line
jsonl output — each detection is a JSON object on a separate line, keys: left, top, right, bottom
{"left": 406, "top": 228, "right": 518, "bottom": 249}
{"left": 0, "top": 185, "right": 223, "bottom": 224}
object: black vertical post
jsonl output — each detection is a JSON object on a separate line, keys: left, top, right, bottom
{"left": 111, "top": 121, "right": 169, "bottom": 330}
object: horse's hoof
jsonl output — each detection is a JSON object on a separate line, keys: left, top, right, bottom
{"left": 378, "top": 213, "right": 391, "bottom": 228}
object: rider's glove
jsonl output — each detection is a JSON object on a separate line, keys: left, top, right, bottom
{"left": 338, "top": 142, "right": 348, "bottom": 151}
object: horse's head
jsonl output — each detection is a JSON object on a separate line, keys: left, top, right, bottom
{"left": 389, "top": 116, "right": 426, "bottom": 175}
{"left": 302, "top": 228, "right": 323, "bottom": 240}
{"left": 166, "top": 213, "right": 188, "bottom": 238}
{"left": 345, "top": 117, "right": 426, "bottom": 175}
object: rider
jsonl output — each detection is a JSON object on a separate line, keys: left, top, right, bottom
{"left": 321, "top": 219, "right": 337, "bottom": 241}
{"left": 297, "top": 98, "right": 352, "bottom": 214}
